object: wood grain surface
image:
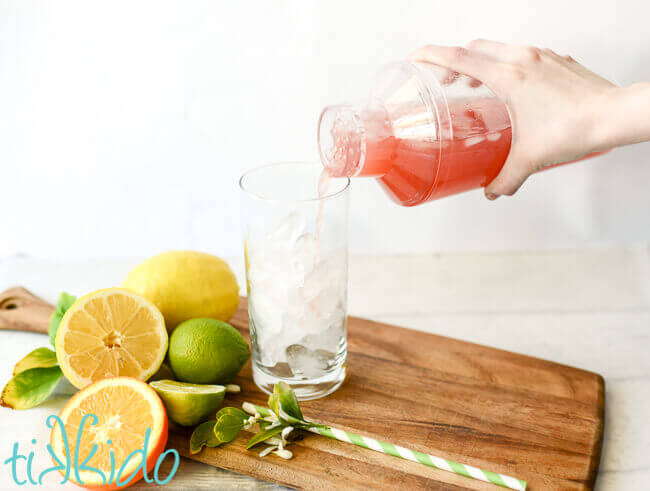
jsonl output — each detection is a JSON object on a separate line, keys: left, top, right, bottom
{"left": 174, "top": 298, "right": 605, "bottom": 490}
{"left": 0, "top": 289, "right": 604, "bottom": 490}
{"left": 0, "top": 286, "right": 53, "bottom": 334}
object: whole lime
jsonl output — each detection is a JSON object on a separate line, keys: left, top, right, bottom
{"left": 168, "top": 318, "right": 250, "bottom": 384}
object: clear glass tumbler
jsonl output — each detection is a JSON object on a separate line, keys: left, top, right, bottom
{"left": 239, "top": 162, "right": 349, "bottom": 400}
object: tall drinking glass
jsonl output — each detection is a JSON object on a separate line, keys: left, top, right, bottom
{"left": 239, "top": 162, "right": 349, "bottom": 400}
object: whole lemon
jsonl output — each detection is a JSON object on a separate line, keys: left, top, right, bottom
{"left": 168, "top": 318, "right": 250, "bottom": 384}
{"left": 123, "top": 251, "right": 239, "bottom": 332}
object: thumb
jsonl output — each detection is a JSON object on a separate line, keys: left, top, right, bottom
{"left": 484, "top": 156, "right": 533, "bottom": 200}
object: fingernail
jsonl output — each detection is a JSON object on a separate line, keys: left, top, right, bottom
{"left": 486, "top": 193, "right": 499, "bottom": 200}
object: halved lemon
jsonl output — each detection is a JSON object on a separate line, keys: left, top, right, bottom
{"left": 50, "top": 377, "right": 168, "bottom": 489}
{"left": 55, "top": 288, "right": 168, "bottom": 389}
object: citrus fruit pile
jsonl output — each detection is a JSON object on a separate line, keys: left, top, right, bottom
{"left": 31, "top": 251, "right": 250, "bottom": 487}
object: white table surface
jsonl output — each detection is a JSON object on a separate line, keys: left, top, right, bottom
{"left": 1, "top": 249, "right": 648, "bottom": 489}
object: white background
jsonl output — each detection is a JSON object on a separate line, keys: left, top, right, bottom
{"left": 1, "top": 0, "right": 649, "bottom": 260}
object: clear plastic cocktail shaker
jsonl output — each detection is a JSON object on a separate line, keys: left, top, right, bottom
{"left": 318, "top": 61, "right": 603, "bottom": 206}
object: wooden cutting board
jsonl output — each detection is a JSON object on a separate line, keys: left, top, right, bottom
{"left": 0, "top": 288, "right": 605, "bottom": 490}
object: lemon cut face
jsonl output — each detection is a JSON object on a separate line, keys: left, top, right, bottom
{"left": 55, "top": 288, "right": 168, "bottom": 389}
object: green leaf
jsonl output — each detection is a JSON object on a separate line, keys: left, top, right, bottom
{"left": 269, "top": 382, "right": 303, "bottom": 423}
{"left": 246, "top": 425, "right": 285, "bottom": 449}
{"left": 213, "top": 411, "right": 247, "bottom": 444}
{"left": 0, "top": 366, "right": 63, "bottom": 410}
{"left": 268, "top": 394, "right": 280, "bottom": 417}
{"left": 48, "top": 292, "right": 76, "bottom": 346}
{"left": 215, "top": 407, "right": 248, "bottom": 422}
{"left": 190, "top": 420, "right": 220, "bottom": 454}
{"left": 13, "top": 347, "right": 58, "bottom": 375}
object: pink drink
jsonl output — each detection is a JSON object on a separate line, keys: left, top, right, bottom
{"left": 320, "top": 96, "right": 511, "bottom": 206}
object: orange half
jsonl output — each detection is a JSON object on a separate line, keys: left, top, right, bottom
{"left": 50, "top": 377, "right": 169, "bottom": 489}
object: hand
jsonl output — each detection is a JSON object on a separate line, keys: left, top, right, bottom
{"left": 410, "top": 40, "right": 618, "bottom": 199}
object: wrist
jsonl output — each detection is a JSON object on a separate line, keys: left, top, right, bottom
{"left": 589, "top": 83, "right": 650, "bottom": 151}
{"left": 584, "top": 87, "right": 625, "bottom": 152}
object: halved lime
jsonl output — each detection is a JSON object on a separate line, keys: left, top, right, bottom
{"left": 150, "top": 379, "right": 226, "bottom": 426}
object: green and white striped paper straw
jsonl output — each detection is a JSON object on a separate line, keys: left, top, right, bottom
{"left": 246, "top": 403, "right": 526, "bottom": 491}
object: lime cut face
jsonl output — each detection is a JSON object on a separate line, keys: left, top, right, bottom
{"left": 150, "top": 379, "right": 226, "bottom": 426}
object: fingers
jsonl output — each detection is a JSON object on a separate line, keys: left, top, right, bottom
{"left": 409, "top": 45, "right": 498, "bottom": 84}
{"left": 416, "top": 41, "right": 575, "bottom": 71}
{"left": 465, "top": 39, "right": 513, "bottom": 61}
{"left": 466, "top": 39, "right": 549, "bottom": 66}
{"left": 484, "top": 156, "right": 533, "bottom": 200}
{"left": 542, "top": 48, "right": 578, "bottom": 68}
{"left": 441, "top": 69, "right": 460, "bottom": 85}
{"left": 467, "top": 77, "right": 483, "bottom": 88}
